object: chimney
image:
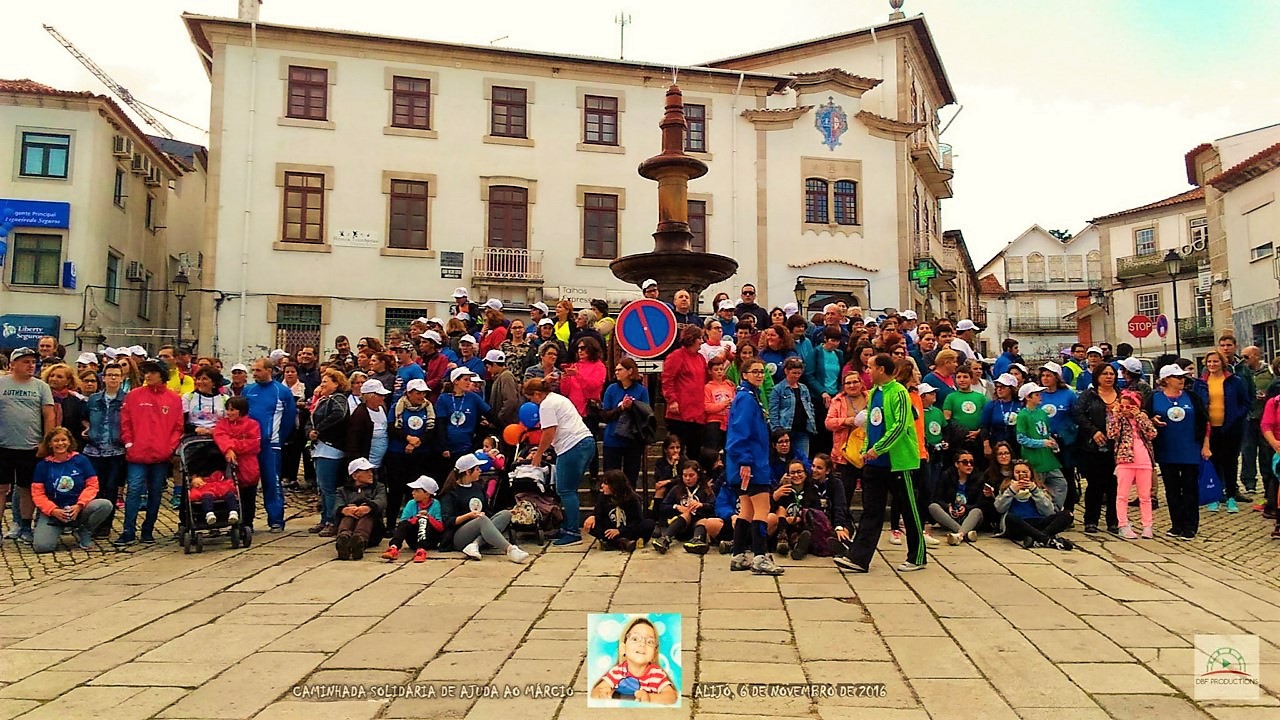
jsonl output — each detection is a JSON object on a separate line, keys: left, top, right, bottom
{"left": 238, "top": 0, "right": 261, "bottom": 22}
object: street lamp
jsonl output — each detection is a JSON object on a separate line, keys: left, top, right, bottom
{"left": 1164, "top": 249, "right": 1182, "bottom": 356}
{"left": 793, "top": 277, "right": 807, "bottom": 307}
{"left": 172, "top": 270, "right": 190, "bottom": 351}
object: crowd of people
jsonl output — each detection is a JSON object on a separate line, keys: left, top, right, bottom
{"left": 1, "top": 282, "right": 1276, "bottom": 574}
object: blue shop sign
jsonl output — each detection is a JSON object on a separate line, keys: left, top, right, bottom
{"left": 0, "top": 315, "right": 62, "bottom": 351}
{"left": 0, "top": 199, "right": 72, "bottom": 235}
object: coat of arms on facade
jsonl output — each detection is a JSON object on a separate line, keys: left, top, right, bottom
{"left": 815, "top": 97, "right": 848, "bottom": 151}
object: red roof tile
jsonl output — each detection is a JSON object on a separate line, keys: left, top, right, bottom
{"left": 978, "top": 274, "right": 1005, "bottom": 295}
{"left": 1089, "top": 187, "right": 1205, "bottom": 224}
{"left": 1206, "top": 142, "right": 1280, "bottom": 192}
{"left": 1184, "top": 142, "right": 1213, "bottom": 185}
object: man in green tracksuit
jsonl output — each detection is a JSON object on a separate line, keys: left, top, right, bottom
{"left": 835, "top": 353, "right": 925, "bottom": 574}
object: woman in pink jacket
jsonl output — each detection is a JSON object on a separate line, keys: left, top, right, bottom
{"left": 662, "top": 326, "right": 709, "bottom": 465}
{"left": 561, "top": 337, "right": 607, "bottom": 417}
{"left": 824, "top": 371, "right": 869, "bottom": 508}
{"left": 1260, "top": 391, "right": 1280, "bottom": 539}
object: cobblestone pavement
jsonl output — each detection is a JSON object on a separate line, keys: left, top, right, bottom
{"left": 0, "top": 492, "right": 1277, "bottom": 719}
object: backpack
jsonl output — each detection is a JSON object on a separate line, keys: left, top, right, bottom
{"left": 843, "top": 423, "right": 867, "bottom": 468}
{"left": 512, "top": 491, "right": 563, "bottom": 530}
{"left": 801, "top": 507, "right": 836, "bottom": 557}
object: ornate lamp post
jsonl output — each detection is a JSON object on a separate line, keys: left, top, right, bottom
{"left": 1164, "top": 249, "right": 1182, "bottom": 356}
{"left": 172, "top": 270, "right": 190, "bottom": 350}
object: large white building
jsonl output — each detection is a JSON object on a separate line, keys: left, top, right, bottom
{"left": 976, "top": 224, "right": 1101, "bottom": 363}
{"left": 183, "top": 8, "right": 962, "bottom": 359}
{"left": 0, "top": 79, "right": 205, "bottom": 355}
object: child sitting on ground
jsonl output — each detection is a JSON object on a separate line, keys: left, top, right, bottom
{"left": 382, "top": 475, "right": 444, "bottom": 562}
{"left": 584, "top": 470, "right": 653, "bottom": 552}
{"left": 188, "top": 470, "right": 241, "bottom": 526}
{"left": 651, "top": 461, "right": 720, "bottom": 554}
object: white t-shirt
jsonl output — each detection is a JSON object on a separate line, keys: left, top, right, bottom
{"left": 538, "top": 392, "right": 593, "bottom": 455}
{"left": 183, "top": 391, "right": 227, "bottom": 430}
{"left": 950, "top": 337, "right": 976, "bottom": 362}
{"left": 699, "top": 340, "right": 736, "bottom": 365}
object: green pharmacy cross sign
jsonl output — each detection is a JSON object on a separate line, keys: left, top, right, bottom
{"left": 909, "top": 259, "right": 939, "bottom": 288}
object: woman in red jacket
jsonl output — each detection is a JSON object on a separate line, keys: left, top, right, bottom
{"left": 116, "top": 360, "right": 184, "bottom": 545}
{"left": 662, "top": 326, "right": 709, "bottom": 465}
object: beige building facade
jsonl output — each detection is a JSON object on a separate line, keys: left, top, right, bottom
{"left": 183, "top": 10, "right": 963, "bottom": 359}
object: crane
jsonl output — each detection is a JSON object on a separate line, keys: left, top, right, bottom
{"left": 43, "top": 24, "right": 184, "bottom": 139}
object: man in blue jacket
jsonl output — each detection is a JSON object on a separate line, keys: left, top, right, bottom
{"left": 243, "top": 358, "right": 297, "bottom": 532}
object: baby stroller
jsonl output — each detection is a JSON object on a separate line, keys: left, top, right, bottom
{"left": 176, "top": 436, "right": 252, "bottom": 553}
{"left": 504, "top": 442, "right": 564, "bottom": 544}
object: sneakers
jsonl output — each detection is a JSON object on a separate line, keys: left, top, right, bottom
{"left": 834, "top": 556, "right": 869, "bottom": 573}
{"left": 381, "top": 546, "right": 400, "bottom": 561}
{"left": 922, "top": 533, "right": 940, "bottom": 547}
{"left": 1141, "top": 526, "right": 1154, "bottom": 540}
{"left": 751, "top": 553, "right": 785, "bottom": 576}
{"left": 1083, "top": 524, "right": 1099, "bottom": 534}
{"left": 1226, "top": 498, "right": 1239, "bottom": 513}
{"left": 890, "top": 530, "right": 903, "bottom": 545}
{"left": 1047, "top": 537, "right": 1074, "bottom": 551}
{"left": 617, "top": 539, "right": 637, "bottom": 552}
{"left": 897, "top": 561, "right": 925, "bottom": 572}
{"left": 506, "top": 545, "right": 530, "bottom": 564}
{"left": 17, "top": 529, "right": 33, "bottom": 545}
{"left": 1021, "top": 537, "right": 1044, "bottom": 549}
{"left": 1206, "top": 502, "right": 1220, "bottom": 512}
{"left": 113, "top": 533, "right": 137, "bottom": 546}
{"left": 139, "top": 534, "right": 156, "bottom": 544}
{"left": 775, "top": 536, "right": 791, "bottom": 557}
{"left": 552, "top": 532, "right": 582, "bottom": 546}
{"left": 651, "top": 535, "right": 671, "bottom": 554}
{"left": 1232, "top": 493, "right": 1253, "bottom": 503}
{"left": 965, "top": 530, "right": 978, "bottom": 543}
{"left": 462, "top": 541, "right": 483, "bottom": 560}
{"left": 729, "top": 552, "right": 752, "bottom": 571}
{"left": 1119, "top": 526, "right": 1138, "bottom": 540}
{"left": 308, "top": 523, "right": 325, "bottom": 534}
{"left": 791, "top": 530, "right": 812, "bottom": 561}
{"left": 413, "top": 548, "right": 429, "bottom": 562}
{"left": 76, "top": 528, "right": 94, "bottom": 550}
{"left": 268, "top": 525, "right": 285, "bottom": 533}
{"left": 4, "top": 525, "right": 22, "bottom": 540}
{"left": 227, "top": 511, "right": 240, "bottom": 525}
{"left": 205, "top": 511, "right": 217, "bottom": 525}
{"left": 718, "top": 540, "right": 732, "bottom": 555}
{"left": 1164, "top": 529, "right": 1181, "bottom": 539}
{"left": 946, "top": 533, "right": 962, "bottom": 546}
{"left": 1106, "top": 525, "right": 1120, "bottom": 535}
{"left": 683, "top": 536, "right": 710, "bottom": 555}
{"left": 335, "top": 532, "right": 355, "bottom": 560}
{"left": 1271, "top": 526, "right": 1280, "bottom": 539}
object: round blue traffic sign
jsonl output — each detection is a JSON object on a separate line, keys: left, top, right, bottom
{"left": 615, "top": 299, "right": 679, "bottom": 359}
{"left": 1155, "top": 314, "right": 1169, "bottom": 339}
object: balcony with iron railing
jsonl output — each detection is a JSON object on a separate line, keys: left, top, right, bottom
{"left": 1004, "top": 278, "right": 1095, "bottom": 292}
{"left": 1007, "top": 317, "right": 1078, "bottom": 334}
{"left": 1115, "top": 247, "right": 1206, "bottom": 280}
{"left": 471, "top": 246, "right": 544, "bottom": 283}
{"left": 910, "top": 131, "right": 954, "bottom": 199}
{"left": 1177, "top": 315, "right": 1215, "bottom": 343}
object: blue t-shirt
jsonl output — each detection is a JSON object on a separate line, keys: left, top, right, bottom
{"left": 393, "top": 363, "right": 426, "bottom": 404}
{"left": 865, "top": 387, "right": 890, "bottom": 468}
{"left": 601, "top": 382, "right": 651, "bottom": 448}
{"left": 34, "top": 453, "right": 97, "bottom": 510}
{"left": 981, "top": 398, "right": 1023, "bottom": 446}
{"left": 1150, "top": 391, "right": 1199, "bottom": 465}
{"left": 435, "top": 391, "right": 491, "bottom": 453}
{"left": 1039, "top": 387, "right": 1077, "bottom": 438}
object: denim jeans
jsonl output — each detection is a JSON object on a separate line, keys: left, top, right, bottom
{"left": 313, "top": 456, "right": 343, "bottom": 526}
{"left": 124, "top": 462, "right": 169, "bottom": 538}
{"left": 258, "top": 445, "right": 285, "bottom": 528}
{"left": 554, "top": 437, "right": 596, "bottom": 535}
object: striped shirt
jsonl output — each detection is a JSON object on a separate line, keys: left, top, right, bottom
{"left": 601, "top": 662, "right": 672, "bottom": 695}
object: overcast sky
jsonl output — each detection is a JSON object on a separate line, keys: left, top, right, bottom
{"left": 7, "top": 0, "right": 1280, "bottom": 266}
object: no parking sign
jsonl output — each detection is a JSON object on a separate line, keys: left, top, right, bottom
{"left": 615, "top": 300, "right": 678, "bottom": 359}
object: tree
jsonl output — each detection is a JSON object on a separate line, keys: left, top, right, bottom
{"left": 1049, "top": 229, "right": 1073, "bottom": 242}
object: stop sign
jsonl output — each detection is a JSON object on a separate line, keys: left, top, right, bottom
{"left": 1128, "top": 314, "right": 1154, "bottom": 339}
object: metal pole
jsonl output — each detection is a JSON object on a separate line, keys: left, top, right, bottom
{"left": 1171, "top": 275, "right": 1181, "bottom": 357}
{"left": 176, "top": 295, "right": 185, "bottom": 349}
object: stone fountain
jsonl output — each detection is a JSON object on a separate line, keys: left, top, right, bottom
{"left": 610, "top": 84, "right": 738, "bottom": 300}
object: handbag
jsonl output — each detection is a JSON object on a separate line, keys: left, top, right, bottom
{"left": 843, "top": 424, "right": 867, "bottom": 468}
{"left": 1197, "top": 460, "right": 1224, "bottom": 506}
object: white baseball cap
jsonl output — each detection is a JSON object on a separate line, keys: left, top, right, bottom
{"left": 347, "top": 457, "right": 375, "bottom": 475}
{"left": 783, "top": 302, "right": 800, "bottom": 318}
{"left": 455, "top": 312, "right": 471, "bottom": 322}
{"left": 454, "top": 453, "right": 485, "bottom": 472}
{"left": 452, "top": 287, "right": 469, "bottom": 298}
{"left": 102, "top": 348, "right": 119, "bottom": 359}
{"left": 421, "top": 330, "right": 443, "bottom": 345}
{"left": 995, "top": 373, "right": 1019, "bottom": 387}
{"left": 269, "top": 349, "right": 289, "bottom": 361}
{"left": 405, "top": 378, "right": 429, "bottom": 393}
{"left": 718, "top": 300, "right": 736, "bottom": 311}
{"left": 1159, "top": 364, "right": 1190, "bottom": 380}
{"left": 359, "top": 379, "right": 390, "bottom": 395}
{"left": 1040, "top": 361, "right": 1063, "bottom": 376}
{"left": 459, "top": 334, "right": 477, "bottom": 345}
{"left": 532, "top": 302, "right": 550, "bottom": 314}
{"left": 428, "top": 317, "right": 444, "bottom": 327}
{"left": 902, "top": 310, "right": 918, "bottom": 321}
{"left": 450, "top": 367, "right": 479, "bottom": 382}
{"left": 407, "top": 475, "right": 439, "bottom": 494}
{"left": 1086, "top": 346, "right": 1104, "bottom": 355}
{"left": 413, "top": 316, "right": 430, "bottom": 325}
{"left": 956, "top": 319, "right": 978, "bottom": 332}
{"left": 129, "top": 345, "right": 147, "bottom": 356}
{"left": 641, "top": 279, "right": 658, "bottom": 290}
{"left": 483, "top": 350, "right": 506, "bottom": 364}
{"left": 917, "top": 382, "right": 937, "bottom": 395}
{"left": 1012, "top": 363, "right": 1029, "bottom": 374}
{"left": 76, "top": 352, "right": 98, "bottom": 365}
{"left": 1018, "top": 383, "right": 1047, "bottom": 400}
{"left": 537, "top": 318, "right": 554, "bottom": 327}
{"left": 230, "top": 363, "right": 249, "bottom": 373}
{"left": 1120, "top": 357, "right": 1143, "bottom": 374}
{"left": 484, "top": 298, "right": 503, "bottom": 311}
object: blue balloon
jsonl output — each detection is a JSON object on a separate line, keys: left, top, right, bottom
{"left": 519, "top": 401, "right": 540, "bottom": 428}
{"left": 615, "top": 675, "right": 640, "bottom": 697}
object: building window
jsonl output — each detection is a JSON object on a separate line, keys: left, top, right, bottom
{"left": 805, "top": 179, "right": 829, "bottom": 224}
{"left": 9, "top": 233, "right": 61, "bottom": 286}
{"left": 1047, "top": 255, "right": 1065, "bottom": 281}
{"left": 106, "top": 253, "right": 121, "bottom": 305}
{"left": 1086, "top": 250, "right": 1102, "bottom": 283}
{"left": 113, "top": 168, "right": 126, "bottom": 208}
{"left": 1189, "top": 216, "right": 1208, "bottom": 246}
{"left": 19, "top": 132, "right": 70, "bottom": 179}
{"left": 684, "top": 103, "right": 706, "bottom": 152}
{"left": 384, "top": 307, "right": 430, "bottom": 341}
{"left": 487, "top": 186, "right": 528, "bottom": 249}
{"left": 1136, "top": 291, "right": 1160, "bottom": 318}
{"left": 1195, "top": 292, "right": 1213, "bottom": 320}
{"left": 286, "top": 66, "right": 328, "bottom": 121}
{"left": 1134, "top": 227, "right": 1156, "bottom": 256}
{"left": 833, "top": 180, "right": 858, "bottom": 225}
{"left": 1250, "top": 242, "right": 1274, "bottom": 262}
{"left": 1017, "top": 301, "right": 1036, "bottom": 320}
{"left": 490, "top": 86, "right": 528, "bottom": 138}
{"left": 688, "top": 200, "right": 707, "bottom": 253}
{"left": 138, "top": 271, "right": 153, "bottom": 320}
{"left": 582, "top": 193, "right": 619, "bottom": 259}
{"left": 390, "top": 75, "right": 430, "bottom": 129}
{"left": 282, "top": 172, "right": 325, "bottom": 243}
{"left": 275, "top": 303, "right": 322, "bottom": 355}
{"left": 388, "top": 179, "right": 429, "bottom": 250}
{"left": 145, "top": 195, "right": 155, "bottom": 230}
{"left": 1066, "top": 254, "right": 1084, "bottom": 281}
{"left": 1005, "top": 256, "right": 1024, "bottom": 282}
{"left": 583, "top": 95, "right": 618, "bottom": 145}
{"left": 1027, "top": 252, "right": 1046, "bottom": 283}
